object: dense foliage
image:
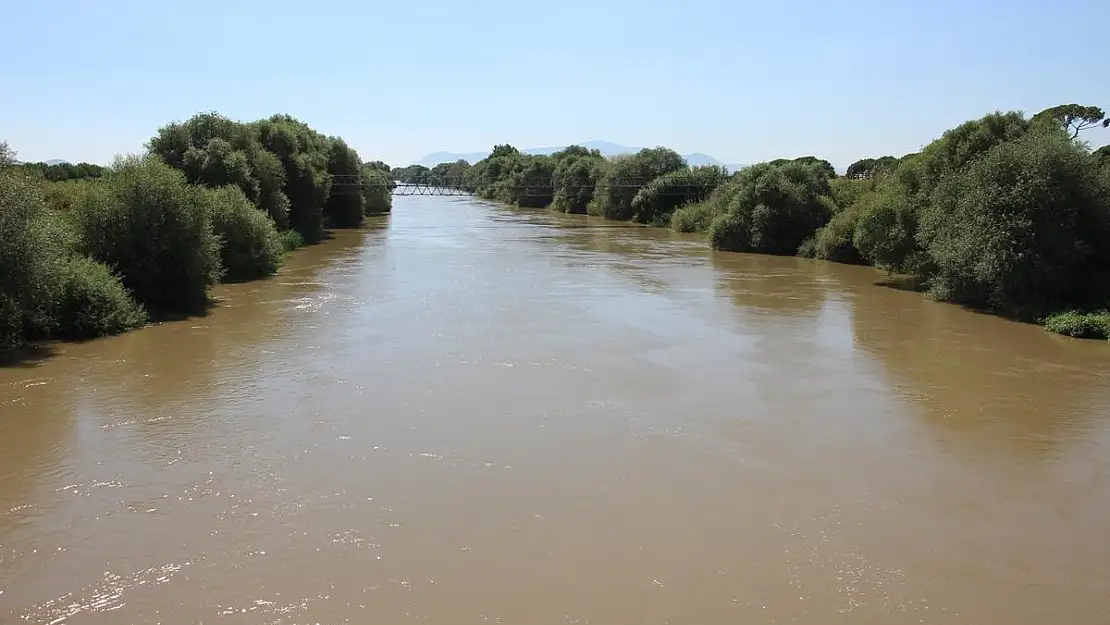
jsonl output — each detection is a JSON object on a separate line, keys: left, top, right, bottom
{"left": 1, "top": 111, "right": 392, "bottom": 350}
{"left": 452, "top": 103, "right": 1110, "bottom": 339}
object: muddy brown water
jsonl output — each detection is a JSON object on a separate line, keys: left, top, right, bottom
{"left": 3, "top": 196, "right": 1110, "bottom": 625}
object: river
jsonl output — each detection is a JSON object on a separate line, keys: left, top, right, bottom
{"left": 3, "top": 195, "right": 1110, "bottom": 624}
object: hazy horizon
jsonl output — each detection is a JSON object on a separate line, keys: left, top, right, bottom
{"left": 3, "top": 0, "right": 1109, "bottom": 169}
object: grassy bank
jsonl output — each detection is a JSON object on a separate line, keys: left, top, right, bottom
{"left": 0, "top": 112, "right": 392, "bottom": 351}
{"left": 410, "top": 105, "right": 1110, "bottom": 340}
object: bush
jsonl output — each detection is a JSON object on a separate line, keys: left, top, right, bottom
{"left": 206, "top": 186, "right": 285, "bottom": 281}
{"left": 707, "top": 212, "right": 750, "bottom": 251}
{"left": 280, "top": 229, "right": 305, "bottom": 252}
{"left": 1043, "top": 311, "right": 1110, "bottom": 340}
{"left": 670, "top": 200, "right": 715, "bottom": 233}
{"left": 362, "top": 167, "right": 393, "bottom": 214}
{"left": 631, "top": 165, "right": 729, "bottom": 225}
{"left": 52, "top": 256, "right": 147, "bottom": 339}
{"left": 707, "top": 160, "right": 835, "bottom": 254}
{"left": 41, "top": 179, "right": 97, "bottom": 212}
{"left": 917, "top": 130, "right": 1110, "bottom": 313}
{"left": 590, "top": 148, "right": 686, "bottom": 220}
{"left": 800, "top": 205, "right": 864, "bottom": 263}
{"left": 71, "top": 156, "right": 223, "bottom": 314}
{"left": 850, "top": 182, "right": 925, "bottom": 273}
{"left": 149, "top": 112, "right": 293, "bottom": 229}
{"left": 0, "top": 172, "right": 66, "bottom": 347}
{"left": 324, "top": 139, "right": 365, "bottom": 227}
{"left": 505, "top": 155, "right": 556, "bottom": 208}
{"left": 552, "top": 154, "right": 606, "bottom": 214}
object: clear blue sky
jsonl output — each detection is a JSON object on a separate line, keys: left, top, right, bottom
{"left": 3, "top": 0, "right": 1108, "bottom": 169}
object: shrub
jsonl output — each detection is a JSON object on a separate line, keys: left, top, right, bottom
{"left": 631, "top": 165, "right": 729, "bottom": 225}
{"left": 670, "top": 200, "right": 715, "bottom": 233}
{"left": 71, "top": 156, "right": 223, "bottom": 314}
{"left": 591, "top": 148, "right": 686, "bottom": 220}
{"left": 505, "top": 155, "right": 555, "bottom": 208}
{"left": 324, "top": 139, "right": 365, "bottom": 227}
{"left": 800, "top": 205, "right": 864, "bottom": 263}
{"left": 552, "top": 155, "right": 606, "bottom": 214}
{"left": 280, "top": 229, "right": 305, "bottom": 252}
{"left": 362, "top": 167, "right": 393, "bottom": 214}
{"left": 52, "top": 256, "right": 146, "bottom": 339}
{"left": 41, "top": 179, "right": 97, "bottom": 212}
{"left": 917, "top": 130, "right": 1110, "bottom": 313}
{"left": 149, "top": 112, "right": 293, "bottom": 229}
{"left": 850, "top": 182, "right": 925, "bottom": 273}
{"left": 0, "top": 172, "right": 66, "bottom": 347}
{"left": 707, "top": 160, "right": 835, "bottom": 254}
{"left": 707, "top": 212, "right": 750, "bottom": 251}
{"left": 206, "top": 186, "right": 285, "bottom": 281}
{"left": 1043, "top": 311, "right": 1110, "bottom": 340}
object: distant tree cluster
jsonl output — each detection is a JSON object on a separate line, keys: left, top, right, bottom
{"left": 10, "top": 160, "right": 108, "bottom": 182}
{"left": 1, "top": 112, "right": 392, "bottom": 349}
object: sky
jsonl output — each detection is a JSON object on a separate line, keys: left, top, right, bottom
{"left": 3, "top": 0, "right": 1109, "bottom": 169}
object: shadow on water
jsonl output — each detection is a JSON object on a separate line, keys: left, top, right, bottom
{"left": 0, "top": 220, "right": 392, "bottom": 369}
{"left": 848, "top": 270, "right": 1110, "bottom": 458}
{"left": 0, "top": 222, "right": 390, "bottom": 478}
{"left": 75, "top": 228, "right": 380, "bottom": 436}
{"left": 0, "top": 365, "right": 78, "bottom": 547}
{"left": 0, "top": 344, "right": 60, "bottom": 369}
{"left": 708, "top": 251, "right": 834, "bottom": 322}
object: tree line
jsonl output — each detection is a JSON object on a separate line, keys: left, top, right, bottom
{"left": 413, "top": 104, "right": 1110, "bottom": 340}
{"left": 0, "top": 112, "right": 392, "bottom": 351}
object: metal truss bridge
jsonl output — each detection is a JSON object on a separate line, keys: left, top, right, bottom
{"left": 327, "top": 175, "right": 724, "bottom": 197}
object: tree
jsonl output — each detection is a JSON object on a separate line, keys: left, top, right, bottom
{"left": 845, "top": 156, "right": 897, "bottom": 179}
{"left": 590, "top": 147, "right": 686, "bottom": 220}
{"left": 323, "top": 138, "right": 366, "bottom": 228}
{"left": 918, "top": 130, "right": 1110, "bottom": 312}
{"left": 703, "top": 160, "right": 835, "bottom": 255}
{"left": 1033, "top": 104, "right": 1109, "bottom": 138}
{"left": 0, "top": 141, "right": 15, "bottom": 168}
{"left": 489, "top": 144, "right": 520, "bottom": 159}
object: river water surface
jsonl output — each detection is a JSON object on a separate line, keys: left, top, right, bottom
{"left": 3, "top": 196, "right": 1110, "bottom": 624}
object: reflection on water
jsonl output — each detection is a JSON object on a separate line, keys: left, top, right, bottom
{"left": 2, "top": 198, "right": 1109, "bottom": 625}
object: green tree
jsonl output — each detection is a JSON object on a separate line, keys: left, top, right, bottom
{"left": 1033, "top": 104, "right": 1109, "bottom": 138}
{"left": 254, "top": 114, "right": 333, "bottom": 243}
{"left": 703, "top": 160, "right": 835, "bottom": 255}
{"left": 149, "top": 112, "right": 292, "bottom": 228}
{"left": 324, "top": 138, "right": 366, "bottom": 227}
{"left": 0, "top": 141, "right": 15, "bottom": 168}
{"left": 505, "top": 155, "right": 556, "bottom": 208}
{"left": 552, "top": 151, "right": 607, "bottom": 214}
{"left": 361, "top": 166, "right": 393, "bottom": 214}
{"left": 590, "top": 147, "right": 686, "bottom": 220}
{"left": 206, "top": 185, "right": 285, "bottom": 281}
{"left": 918, "top": 130, "right": 1110, "bottom": 313}
{"left": 0, "top": 171, "right": 66, "bottom": 347}
{"left": 630, "top": 165, "right": 729, "bottom": 225}
{"left": 71, "top": 156, "right": 222, "bottom": 314}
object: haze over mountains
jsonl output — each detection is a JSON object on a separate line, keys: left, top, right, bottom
{"left": 414, "top": 140, "right": 745, "bottom": 171}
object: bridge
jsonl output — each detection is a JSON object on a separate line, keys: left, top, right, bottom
{"left": 327, "top": 174, "right": 473, "bottom": 196}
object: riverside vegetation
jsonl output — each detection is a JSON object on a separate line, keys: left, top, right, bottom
{"left": 395, "top": 104, "right": 1110, "bottom": 340}
{"left": 0, "top": 112, "right": 393, "bottom": 350}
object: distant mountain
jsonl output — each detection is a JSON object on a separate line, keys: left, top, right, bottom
{"left": 413, "top": 142, "right": 744, "bottom": 171}
{"left": 43, "top": 159, "right": 69, "bottom": 165}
